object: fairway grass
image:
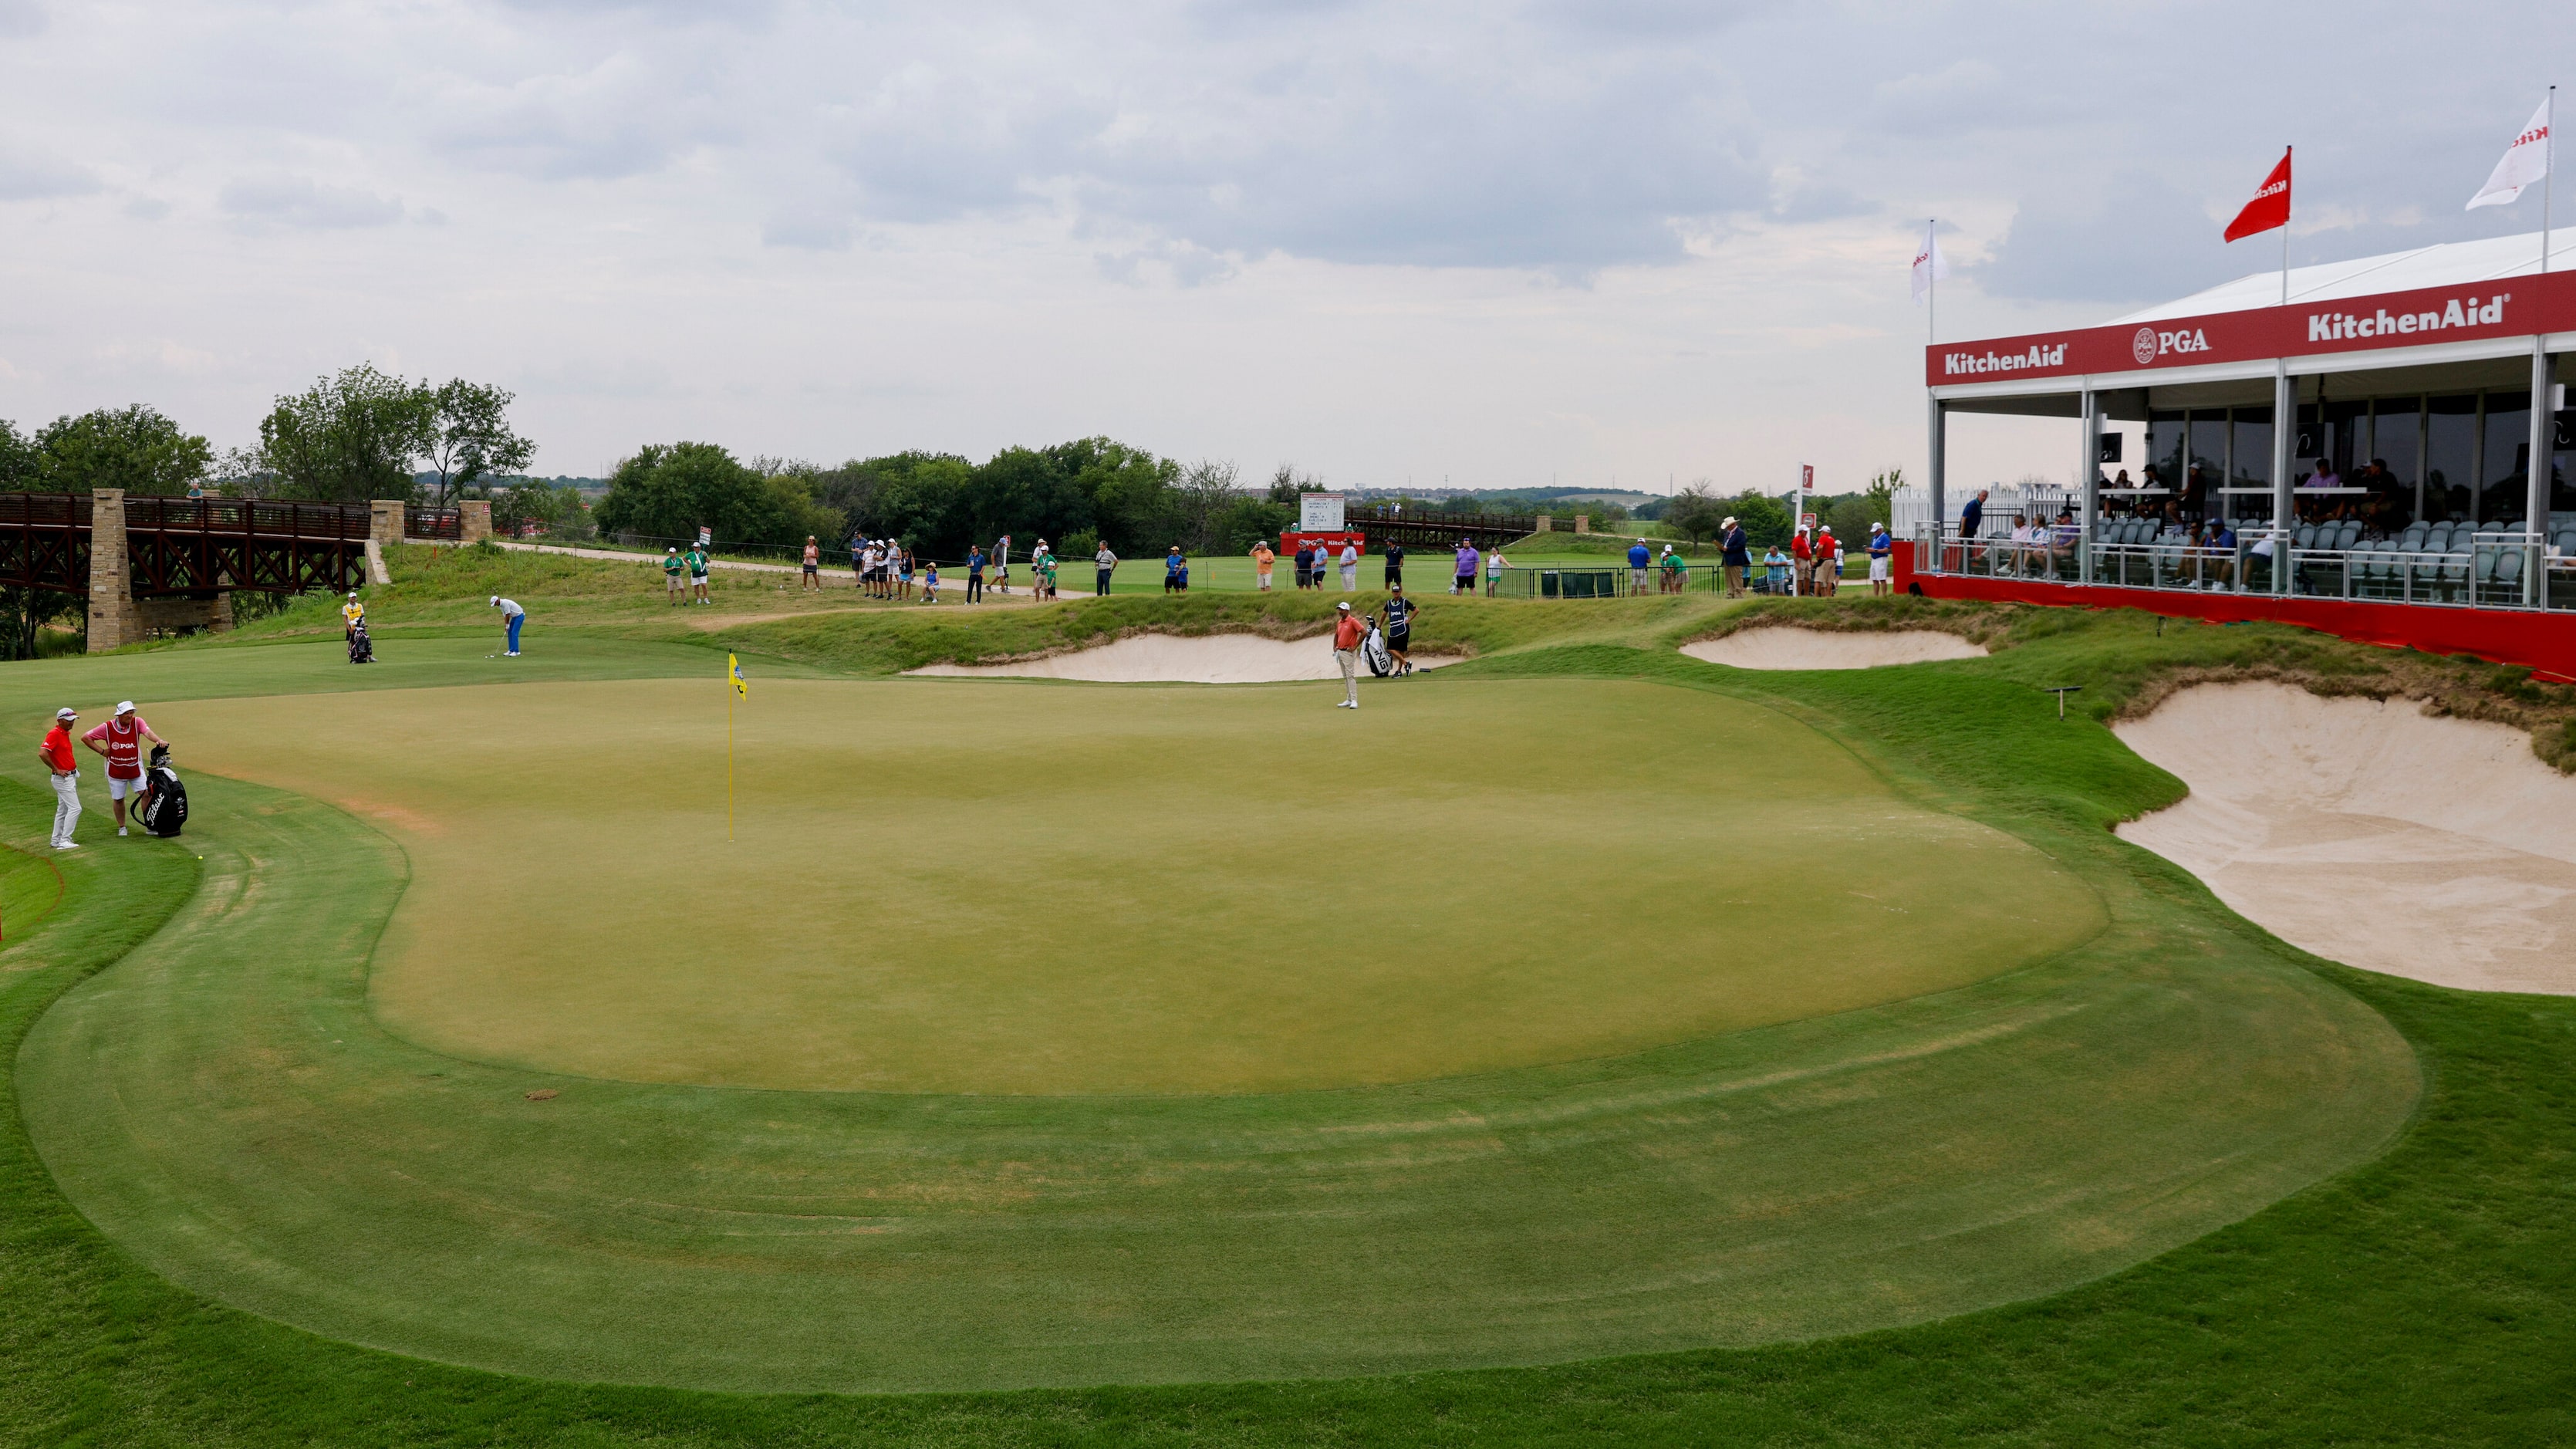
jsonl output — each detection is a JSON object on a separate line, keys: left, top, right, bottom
{"left": 146, "top": 676, "right": 2102, "bottom": 1094}
{"left": 3, "top": 629, "right": 2426, "bottom": 1397}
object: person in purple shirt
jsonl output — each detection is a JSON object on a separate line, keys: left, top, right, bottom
{"left": 1453, "top": 539, "right": 1479, "bottom": 596}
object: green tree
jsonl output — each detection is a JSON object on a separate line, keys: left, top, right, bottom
{"left": 593, "top": 443, "right": 842, "bottom": 549}
{"left": 32, "top": 405, "right": 212, "bottom": 495}
{"left": 1662, "top": 481, "right": 1729, "bottom": 545}
{"left": 966, "top": 448, "right": 1094, "bottom": 552}
{"left": 0, "top": 420, "right": 39, "bottom": 489}
{"left": 257, "top": 364, "right": 436, "bottom": 502}
{"left": 424, "top": 380, "right": 536, "bottom": 507}
{"left": 1727, "top": 489, "right": 1794, "bottom": 549}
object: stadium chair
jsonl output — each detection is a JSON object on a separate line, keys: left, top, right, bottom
{"left": 2293, "top": 524, "right": 2318, "bottom": 549}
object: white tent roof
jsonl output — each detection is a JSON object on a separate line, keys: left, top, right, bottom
{"left": 2112, "top": 229, "right": 2559, "bottom": 324}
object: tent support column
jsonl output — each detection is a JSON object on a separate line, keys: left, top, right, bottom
{"left": 2272, "top": 364, "right": 2296, "bottom": 596}
{"left": 1927, "top": 396, "right": 1947, "bottom": 571}
{"left": 2078, "top": 387, "right": 2100, "bottom": 585}
{"left": 2530, "top": 340, "right": 2554, "bottom": 607}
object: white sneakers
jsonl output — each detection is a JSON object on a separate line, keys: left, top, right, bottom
{"left": 52, "top": 840, "right": 79, "bottom": 850}
{"left": 117, "top": 826, "right": 128, "bottom": 836}
{"left": 1336, "top": 700, "right": 1357, "bottom": 708}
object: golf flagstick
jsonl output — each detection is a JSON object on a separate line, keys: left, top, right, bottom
{"left": 727, "top": 653, "right": 748, "bottom": 840}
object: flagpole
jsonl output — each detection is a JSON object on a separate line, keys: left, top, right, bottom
{"left": 2545, "top": 87, "right": 2556, "bottom": 274}
{"left": 2280, "top": 146, "right": 2292, "bottom": 306}
{"left": 1926, "top": 218, "right": 1936, "bottom": 346}
{"left": 727, "top": 677, "right": 735, "bottom": 843}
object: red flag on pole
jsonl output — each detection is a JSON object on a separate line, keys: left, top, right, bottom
{"left": 2223, "top": 147, "right": 2292, "bottom": 242}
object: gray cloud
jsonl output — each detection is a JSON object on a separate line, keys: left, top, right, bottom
{"left": 0, "top": 146, "right": 99, "bottom": 200}
{"left": 218, "top": 176, "right": 405, "bottom": 229}
{"left": 0, "top": 0, "right": 44, "bottom": 39}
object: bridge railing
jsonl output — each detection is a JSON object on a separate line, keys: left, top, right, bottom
{"left": 407, "top": 508, "right": 462, "bottom": 541}
{"left": 0, "top": 493, "right": 93, "bottom": 529}
{"left": 125, "top": 496, "right": 373, "bottom": 540}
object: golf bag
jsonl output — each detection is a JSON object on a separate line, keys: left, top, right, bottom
{"left": 1362, "top": 619, "right": 1393, "bottom": 677}
{"left": 137, "top": 745, "right": 187, "bottom": 839}
{"left": 347, "top": 619, "right": 375, "bottom": 664}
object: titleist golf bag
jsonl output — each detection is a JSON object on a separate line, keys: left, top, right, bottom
{"left": 348, "top": 618, "right": 375, "bottom": 664}
{"left": 1362, "top": 619, "right": 1393, "bottom": 677}
{"left": 137, "top": 745, "right": 187, "bottom": 839}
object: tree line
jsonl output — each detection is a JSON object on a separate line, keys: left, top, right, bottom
{"left": 595, "top": 445, "right": 1318, "bottom": 562}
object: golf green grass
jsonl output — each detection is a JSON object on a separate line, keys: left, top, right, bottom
{"left": 3, "top": 630, "right": 2422, "bottom": 1397}
{"left": 143, "top": 677, "right": 2100, "bottom": 1094}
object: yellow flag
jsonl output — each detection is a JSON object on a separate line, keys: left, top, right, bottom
{"left": 728, "top": 653, "right": 748, "bottom": 697}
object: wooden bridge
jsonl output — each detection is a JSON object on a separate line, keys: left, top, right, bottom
{"left": 0, "top": 490, "right": 481, "bottom": 651}
{"left": 1343, "top": 504, "right": 1611, "bottom": 549}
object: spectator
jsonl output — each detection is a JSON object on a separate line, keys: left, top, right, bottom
{"left": 800, "top": 535, "right": 821, "bottom": 591}
{"left": 1453, "top": 539, "right": 1479, "bottom": 596}
{"left": 1720, "top": 515, "right": 1749, "bottom": 597}
{"left": 1095, "top": 541, "right": 1118, "bottom": 596}
{"left": 1165, "top": 545, "right": 1189, "bottom": 593}
{"left": 1338, "top": 539, "right": 1358, "bottom": 591}
{"left": 1486, "top": 545, "right": 1507, "bottom": 596}
{"left": 1381, "top": 541, "right": 1405, "bottom": 590}
{"left": 1867, "top": 522, "right": 1892, "bottom": 596}
{"left": 1762, "top": 544, "right": 1791, "bottom": 593}
{"left": 1253, "top": 541, "right": 1275, "bottom": 591}
{"left": 1627, "top": 537, "right": 1651, "bottom": 593}
{"left": 1960, "top": 488, "right": 1988, "bottom": 541}
{"left": 967, "top": 545, "right": 987, "bottom": 603}
{"left": 1790, "top": 526, "right": 1811, "bottom": 593}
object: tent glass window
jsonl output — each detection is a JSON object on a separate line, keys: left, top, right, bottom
{"left": 2427, "top": 395, "right": 2479, "bottom": 521}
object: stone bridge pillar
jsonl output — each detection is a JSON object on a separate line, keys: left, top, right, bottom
{"left": 459, "top": 499, "right": 493, "bottom": 543}
{"left": 1534, "top": 515, "right": 1553, "bottom": 532}
{"left": 370, "top": 498, "right": 406, "bottom": 546}
{"left": 1574, "top": 513, "right": 1591, "bottom": 535}
{"left": 86, "top": 489, "right": 137, "bottom": 653}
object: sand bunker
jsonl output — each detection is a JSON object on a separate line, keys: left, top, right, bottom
{"left": 909, "top": 632, "right": 1458, "bottom": 684}
{"left": 2116, "top": 682, "right": 2576, "bottom": 995}
{"left": 1682, "top": 628, "right": 1987, "bottom": 670}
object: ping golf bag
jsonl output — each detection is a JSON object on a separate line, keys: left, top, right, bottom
{"left": 1362, "top": 619, "right": 1393, "bottom": 677}
{"left": 347, "top": 618, "right": 375, "bottom": 664}
{"left": 137, "top": 745, "right": 187, "bottom": 839}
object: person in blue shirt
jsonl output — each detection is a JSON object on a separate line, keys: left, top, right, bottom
{"left": 1627, "top": 539, "right": 1650, "bottom": 594}
{"left": 1762, "top": 545, "right": 1791, "bottom": 593}
{"left": 967, "top": 545, "right": 987, "bottom": 603}
{"left": 1867, "top": 522, "right": 1894, "bottom": 596}
{"left": 1165, "top": 545, "right": 1189, "bottom": 593}
{"left": 1720, "top": 516, "right": 1750, "bottom": 596}
{"left": 2206, "top": 520, "right": 2238, "bottom": 590}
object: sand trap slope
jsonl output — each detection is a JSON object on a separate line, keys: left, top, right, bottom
{"left": 1683, "top": 628, "right": 1986, "bottom": 670}
{"left": 2116, "top": 682, "right": 2576, "bottom": 995}
{"left": 910, "top": 632, "right": 1457, "bottom": 683}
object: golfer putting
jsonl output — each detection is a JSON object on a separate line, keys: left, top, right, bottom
{"left": 489, "top": 596, "right": 525, "bottom": 656}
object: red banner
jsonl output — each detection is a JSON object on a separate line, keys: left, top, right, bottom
{"left": 2223, "top": 148, "right": 2292, "bottom": 242}
{"left": 1926, "top": 268, "right": 2576, "bottom": 387}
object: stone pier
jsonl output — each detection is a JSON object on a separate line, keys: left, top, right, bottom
{"left": 85, "top": 490, "right": 137, "bottom": 652}
{"left": 460, "top": 499, "right": 493, "bottom": 543}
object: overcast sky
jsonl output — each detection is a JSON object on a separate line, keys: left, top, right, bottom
{"left": 1, "top": 1, "right": 2568, "bottom": 493}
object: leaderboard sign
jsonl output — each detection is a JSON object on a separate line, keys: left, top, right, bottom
{"left": 1928, "top": 268, "right": 2576, "bottom": 387}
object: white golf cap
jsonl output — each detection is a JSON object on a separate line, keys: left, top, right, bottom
{"left": 116, "top": 701, "right": 135, "bottom": 713}
{"left": 55, "top": 707, "right": 76, "bottom": 719}
{"left": 1336, "top": 601, "right": 1351, "bottom": 610}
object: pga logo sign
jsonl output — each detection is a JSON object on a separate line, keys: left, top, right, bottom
{"left": 2132, "top": 326, "right": 2213, "bottom": 366}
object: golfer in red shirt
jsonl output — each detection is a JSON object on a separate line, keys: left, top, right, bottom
{"left": 39, "top": 707, "right": 81, "bottom": 849}
{"left": 1332, "top": 601, "right": 1366, "bottom": 708}
{"left": 83, "top": 701, "right": 165, "bottom": 838}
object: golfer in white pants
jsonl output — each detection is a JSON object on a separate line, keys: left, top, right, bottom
{"left": 39, "top": 706, "right": 81, "bottom": 849}
{"left": 1331, "top": 602, "right": 1364, "bottom": 708}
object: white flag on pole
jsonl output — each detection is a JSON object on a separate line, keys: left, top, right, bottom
{"left": 1909, "top": 222, "right": 1949, "bottom": 303}
{"left": 2468, "top": 94, "right": 2553, "bottom": 210}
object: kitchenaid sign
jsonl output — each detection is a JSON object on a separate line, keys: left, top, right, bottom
{"left": 1939, "top": 342, "right": 2070, "bottom": 376}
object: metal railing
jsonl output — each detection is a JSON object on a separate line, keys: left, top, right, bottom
{"left": 125, "top": 497, "right": 373, "bottom": 541}
{"left": 1915, "top": 523, "right": 2569, "bottom": 612}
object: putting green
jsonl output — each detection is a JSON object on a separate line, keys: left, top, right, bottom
{"left": 146, "top": 677, "right": 2102, "bottom": 1094}
{"left": 11, "top": 644, "right": 2420, "bottom": 1393}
